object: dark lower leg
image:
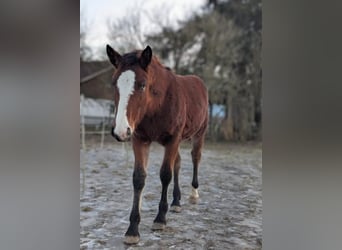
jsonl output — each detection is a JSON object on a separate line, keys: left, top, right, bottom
{"left": 154, "top": 164, "right": 172, "bottom": 224}
{"left": 171, "top": 153, "right": 181, "bottom": 207}
{"left": 191, "top": 150, "right": 200, "bottom": 189}
{"left": 191, "top": 136, "right": 204, "bottom": 190}
{"left": 125, "top": 167, "right": 146, "bottom": 237}
{"left": 189, "top": 138, "right": 203, "bottom": 203}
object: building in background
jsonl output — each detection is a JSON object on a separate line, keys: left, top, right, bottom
{"left": 80, "top": 61, "right": 114, "bottom": 126}
{"left": 80, "top": 61, "right": 113, "bottom": 100}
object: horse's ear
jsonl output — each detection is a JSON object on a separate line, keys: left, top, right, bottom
{"left": 140, "top": 45, "right": 152, "bottom": 70}
{"left": 106, "top": 44, "right": 122, "bottom": 68}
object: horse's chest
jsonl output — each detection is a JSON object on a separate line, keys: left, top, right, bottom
{"left": 136, "top": 115, "right": 179, "bottom": 143}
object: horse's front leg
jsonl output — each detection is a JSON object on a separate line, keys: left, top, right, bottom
{"left": 124, "top": 137, "right": 151, "bottom": 244}
{"left": 170, "top": 152, "right": 181, "bottom": 212}
{"left": 152, "top": 141, "right": 180, "bottom": 230}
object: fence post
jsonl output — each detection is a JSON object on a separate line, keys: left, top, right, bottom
{"left": 80, "top": 151, "right": 85, "bottom": 195}
{"left": 81, "top": 115, "right": 86, "bottom": 150}
{"left": 81, "top": 95, "right": 86, "bottom": 150}
{"left": 100, "top": 117, "right": 105, "bottom": 148}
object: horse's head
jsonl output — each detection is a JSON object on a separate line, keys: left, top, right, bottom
{"left": 106, "top": 44, "right": 153, "bottom": 142}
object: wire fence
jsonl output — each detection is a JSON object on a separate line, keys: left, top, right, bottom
{"left": 80, "top": 95, "right": 114, "bottom": 149}
{"left": 80, "top": 117, "right": 113, "bottom": 150}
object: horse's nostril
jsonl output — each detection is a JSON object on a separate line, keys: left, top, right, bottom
{"left": 111, "top": 127, "right": 115, "bottom": 138}
{"left": 127, "top": 127, "right": 131, "bottom": 136}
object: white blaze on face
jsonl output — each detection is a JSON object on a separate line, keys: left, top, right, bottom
{"left": 114, "top": 70, "right": 136, "bottom": 138}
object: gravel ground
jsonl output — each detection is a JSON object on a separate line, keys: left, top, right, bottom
{"left": 80, "top": 141, "right": 262, "bottom": 250}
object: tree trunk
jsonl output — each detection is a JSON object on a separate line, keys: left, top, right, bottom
{"left": 239, "top": 102, "right": 248, "bottom": 142}
{"left": 223, "top": 95, "right": 234, "bottom": 141}
{"left": 208, "top": 102, "right": 213, "bottom": 140}
{"left": 237, "top": 96, "right": 251, "bottom": 142}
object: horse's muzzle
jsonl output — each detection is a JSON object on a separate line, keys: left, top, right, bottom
{"left": 111, "top": 127, "right": 131, "bottom": 142}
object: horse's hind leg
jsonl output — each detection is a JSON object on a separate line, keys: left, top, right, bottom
{"left": 170, "top": 152, "right": 181, "bottom": 212}
{"left": 189, "top": 134, "right": 204, "bottom": 204}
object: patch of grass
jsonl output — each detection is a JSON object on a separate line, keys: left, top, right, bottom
{"left": 96, "top": 239, "right": 106, "bottom": 245}
{"left": 98, "top": 160, "right": 109, "bottom": 168}
{"left": 81, "top": 206, "right": 93, "bottom": 212}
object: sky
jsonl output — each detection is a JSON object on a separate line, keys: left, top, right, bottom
{"left": 80, "top": 0, "right": 205, "bottom": 59}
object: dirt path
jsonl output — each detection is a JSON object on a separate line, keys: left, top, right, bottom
{"left": 80, "top": 142, "right": 262, "bottom": 250}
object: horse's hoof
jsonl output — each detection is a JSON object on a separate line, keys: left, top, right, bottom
{"left": 151, "top": 222, "right": 166, "bottom": 231}
{"left": 189, "top": 188, "right": 199, "bottom": 204}
{"left": 170, "top": 205, "right": 181, "bottom": 213}
{"left": 189, "top": 196, "right": 199, "bottom": 204}
{"left": 124, "top": 235, "right": 140, "bottom": 245}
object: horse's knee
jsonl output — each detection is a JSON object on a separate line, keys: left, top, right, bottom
{"left": 191, "top": 149, "right": 201, "bottom": 162}
{"left": 133, "top": 168, "right": 146, "bottom": 190}
{"left": 160, "top": 165, "right": 172, "bottom": 185}
{"left": 175, "top": 154, "right": 181, "bottom": 165}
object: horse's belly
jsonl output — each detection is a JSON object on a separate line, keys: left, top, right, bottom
{"left": 182, "top": 113, "right": 207, "bottom": 139}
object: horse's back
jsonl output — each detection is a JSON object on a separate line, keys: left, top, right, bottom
{"left": 176, "top": 74, "right": 207, "bottom": 100}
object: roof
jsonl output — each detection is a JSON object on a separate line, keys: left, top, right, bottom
{"left": 80, "top": 61, "right": 111, "bottom": 78}
{"left": 80, "top": 60, "right": 115, "bottom": 100}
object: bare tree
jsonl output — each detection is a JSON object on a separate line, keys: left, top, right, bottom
{"left": 145, "top": 6, "right": 202, "bottom": 72}
{"left": 80, "top": 10, "right": 92, "bottom": 61}
{"left": 107, "top": 5, "right": 146, "bottom": 52}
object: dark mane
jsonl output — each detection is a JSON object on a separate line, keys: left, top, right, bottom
{"left": 119, "top": 49, "right": 174, "bottom": 74}
{"left": 121, "top": 52, "right": 139, "bottom": 67}
{"left": 122, "top": 50, "right": 168, "bottom": 70}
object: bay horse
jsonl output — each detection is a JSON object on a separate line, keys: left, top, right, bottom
{"left": 106, "top": 44, "right": 208, "bottom": 244}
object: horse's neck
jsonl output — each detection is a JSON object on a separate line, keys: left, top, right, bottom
{"left": 147, "top": 65, "right": 175, "bottom": 115}
{"left": 149, "top": 63, "right": 173, "bottom": 91}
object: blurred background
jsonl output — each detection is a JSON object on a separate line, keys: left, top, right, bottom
{"left": 80, "top": 0, "right": 261, "bottom": 143}
{"left": 1, "top": 0, "right": 341, "bottom": 249}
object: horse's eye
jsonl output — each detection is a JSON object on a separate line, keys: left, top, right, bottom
{"left": 138, "top": 82, "right": 146, "bottom": 91}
